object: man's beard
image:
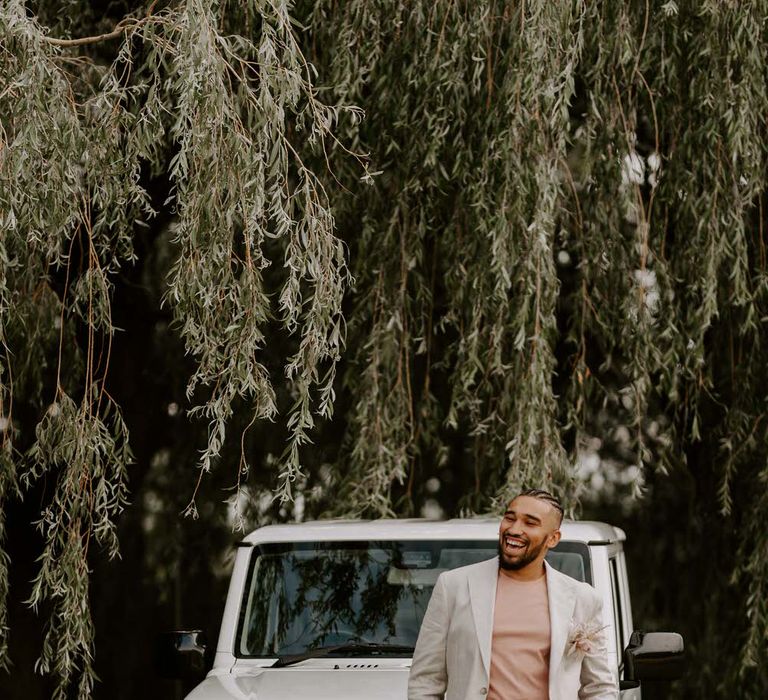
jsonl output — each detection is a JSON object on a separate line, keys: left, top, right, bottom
{"left": 497, "top": 537, "right": 547, "bottom": 571}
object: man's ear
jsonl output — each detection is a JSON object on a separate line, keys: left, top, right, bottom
{"left": 548, "top": 529, "right": 562, "bottom": 547}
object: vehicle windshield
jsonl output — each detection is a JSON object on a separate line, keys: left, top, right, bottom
{"left": 236, "top": 539, "right": 590, "bottom": 658}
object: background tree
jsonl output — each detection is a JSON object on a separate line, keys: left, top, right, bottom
{"left": 1, "top": 1, "right": 766, "bottom": 698}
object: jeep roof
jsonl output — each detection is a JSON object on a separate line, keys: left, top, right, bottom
{"left": 240, "top": 518, "right": 626, "bottom": 546}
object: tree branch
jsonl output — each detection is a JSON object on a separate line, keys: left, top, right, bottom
{"left": 43, "top": 2, "right": 158, "bottom": 48}
{"left": 45, "top": 25, "right": 132, "bottom": 48}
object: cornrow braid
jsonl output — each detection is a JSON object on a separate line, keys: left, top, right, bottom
{"left": 517, "top": 488, "right": 564, "bottom": 524}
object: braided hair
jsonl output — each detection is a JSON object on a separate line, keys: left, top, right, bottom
{"left": 516, "top": 488, "right": 564, "bottom": 525}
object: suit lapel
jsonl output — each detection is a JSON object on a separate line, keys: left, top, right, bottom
{"left": 467, "top": 557, "right": 499, "bottom": 677}
{"left": 546, "top": 560, "right": 576, "bottom": 693}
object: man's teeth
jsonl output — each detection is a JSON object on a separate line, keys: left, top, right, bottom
{"left": 505, "top": 537, "right": 525, "bottom": 549}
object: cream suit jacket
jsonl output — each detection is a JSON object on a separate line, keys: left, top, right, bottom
{"left": 408, "top": 558, "right": 618, "bottom": 700}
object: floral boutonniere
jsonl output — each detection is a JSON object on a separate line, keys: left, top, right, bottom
{"left": 566, "top": 620, "right": 608, "bottom": 657}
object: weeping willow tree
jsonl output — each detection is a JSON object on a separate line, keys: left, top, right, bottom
{"left": 0, "top": 0, "right": 766, "bottom": 698}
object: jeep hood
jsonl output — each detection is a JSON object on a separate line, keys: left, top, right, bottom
{"left": 185, "top": 666, "right": 410, "bottom": 700}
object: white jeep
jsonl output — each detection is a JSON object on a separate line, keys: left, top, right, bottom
{"left": 157, "top": 518, "right": 684, "bottom": 699}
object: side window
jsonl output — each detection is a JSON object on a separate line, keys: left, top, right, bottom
{"left": 609, "top": 557, "right": 625, "bottom": 663}
{"left": 545, "top": 541, "right": 592, "bottom": 584}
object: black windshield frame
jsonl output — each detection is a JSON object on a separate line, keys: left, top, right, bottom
{"left": 235, "top": 538, "right": 592, "bottom": 659}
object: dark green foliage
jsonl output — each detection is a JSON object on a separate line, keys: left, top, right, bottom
{"left": 1, "top": 1, "right": 767, "bottom": 697}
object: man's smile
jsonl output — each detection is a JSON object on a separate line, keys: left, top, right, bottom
{"left": 502, "top": 535, "right": 528, "bottom": 552}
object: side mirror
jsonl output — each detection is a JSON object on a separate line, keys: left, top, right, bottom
{"left": 154, "top": 630, "right": 212, "bottom": 681}
{"left": 623, "top": 631, "right": 685, "bottom": 683}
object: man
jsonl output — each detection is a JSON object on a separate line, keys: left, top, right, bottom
{"left": 408, "top": 489, "right": 618, "bottom": 700}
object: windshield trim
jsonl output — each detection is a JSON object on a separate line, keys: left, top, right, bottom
{"left": 235, "top": 539, "right": 591, "bottom": 659}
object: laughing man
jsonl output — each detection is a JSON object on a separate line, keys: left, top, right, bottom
{"left": 408, "top": 489, "right": 618, "bottom": 700}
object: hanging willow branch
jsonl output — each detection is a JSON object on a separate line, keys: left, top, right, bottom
{"left": 162, "top": 0, "right": 361, "bottom": 510}
{"left": 1, "top": 0, "right": 362, "bottom": 693}
{"left": 1, "top": 0, "right": 767, "bottom": 697}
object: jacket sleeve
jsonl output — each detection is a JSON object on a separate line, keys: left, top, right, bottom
{"left": 579, "top": 589, "right": 619, "bottom": 699}
{"left": 407, "top": 572, "right": 450, "bottom": 700}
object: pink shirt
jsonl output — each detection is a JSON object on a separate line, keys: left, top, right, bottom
{"left": 488, "top": 571, "right": 550, "bottom": 700}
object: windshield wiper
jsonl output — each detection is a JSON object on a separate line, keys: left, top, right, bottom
{"left": 271, "top": 642, "right": 415, "bottom": 668}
